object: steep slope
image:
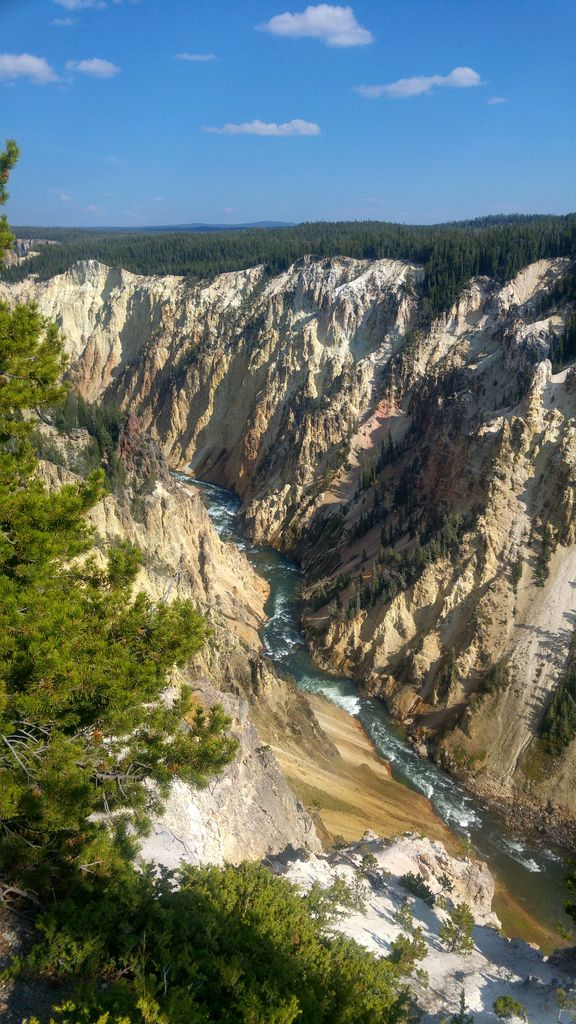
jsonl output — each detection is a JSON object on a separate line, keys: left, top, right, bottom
{"left": 36, "top": 420, "right": 323, "bottom": 862}
{"left": 299, "top": 260, "right": 576, "bottom": 839}
{"left": 2, "top": 253, "right": 576, "bottom": 835}
{"left": 0, "top": 256, "right": 421, "bottom": 541}
{"left": 273, "top": 834, "right": 574, "bottom": 1023}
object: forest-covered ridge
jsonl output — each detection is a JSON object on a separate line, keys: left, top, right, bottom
{"left": 4, "top": 212, "right": 576, "bottom": 319}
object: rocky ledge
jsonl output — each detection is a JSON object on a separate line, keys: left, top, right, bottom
{"left": 269, "top": 832, "right": 575, "bottom": 1024}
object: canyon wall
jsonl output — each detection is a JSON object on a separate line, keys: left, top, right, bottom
{"left": 3, "top": 253, "right": 576, "bottom": 835}
{"left": 36, "top": 422, "right": 323, "bottom": 863}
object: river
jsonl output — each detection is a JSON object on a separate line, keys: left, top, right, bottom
{"left": 177, "top": 473, "right": 573, "bottom": 944}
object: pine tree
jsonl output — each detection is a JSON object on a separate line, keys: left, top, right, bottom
{"left": 438, "top": 902, "right": 475, "bottom": 954}
{"left": 0, "top": 143, "right": 237, "bottom": 899}
{"left": 445, "top": 991, "right": 475, "bottom": 1024}
{"left": 0, "top": 138, "right": 19, "bottom": 262}
{"left": 493, "top": 995, "right": 527, "bottom": 1020}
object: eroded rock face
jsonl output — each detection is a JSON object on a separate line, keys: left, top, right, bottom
{"left": 140, "top": 677, "right": 320, "bottom": 868}
{"left": 37, "top": 431, "right": 322, "bottom": 864}
{"left": 0, "top": 256, "right": 421, "bottom": 543}
{"left": 5, "top": 254, "right": 576, "bottom": 832}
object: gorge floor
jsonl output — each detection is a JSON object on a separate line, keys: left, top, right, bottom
{"left": 179, "top": 474, "right": 573, "bottom": 952}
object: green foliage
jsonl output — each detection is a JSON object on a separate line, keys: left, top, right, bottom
{"left": 393, "top": 897, "right": 415, "bottom": 932}
{"left": 438, "top": 903, "right": 475, "bottom": 954}
{"left": 0, "top": 492, "right": 234, "bottom": 891}
{"left": 335, "top": 511, "right": 470, "bottom": 621}
{"left": 477, "top": 658, "right": 511, "bottom": 698}
{"left": 360, "top": 851, "right": 379, "bottom": 876}
{"left": 0, "top": 151, "right": 236, "bottom": 897}
{"left": 438, "top": 872, "right": 455, "bottom": 895}
{"left": 4, "top": 214, "right": 576, "bottom": 322}
{"left": 390, "top": 895, "right": 429, "bottom": 976}
{"left": 493, "top": 995, "right": 527, "bottom": 1020}
{"left": 0, "top": 139, "right": 19, "bottom": 262}
{"left": 541, "top": 629, "right": 576, "bottom": 756}
{"left": 398, "top": 872, "right": 435, "bottom": 905}
{"left": 533, "top": 520, "right": 556, "bottom": 587}
{"left": 30, "top": 1008, "right": 131, "bottom": 1024}
{"left": 0, "top": 300, "right": 68, "bottom": 483}
{"left": 305, "top": 874, "right": 366, "bottom": 927}
{"left": 37, "top": 390, "right": 128, "bottom": 488}
{"left": 511, "top": 556, "right": 523, "bottom": 591}
{"left": 19, "top": 861, "right": 409, "bottom": 1024}
{"left": 443, "top": 991, "right": 475, "bottom": 1024}
{"left": 549, "top": 311, "right": 576, "bottom": 372}
{"left": 388, "top": 929, "right": 428, "bottom": 976}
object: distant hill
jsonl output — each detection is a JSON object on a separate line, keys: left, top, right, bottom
{"left": 150, "top": 221, "right": 295, "bottom": 232}
{"left": 4, "top": 213, "right": 575, "bottom": 321}
{"left": 14, "top": 221, "right": 294, "bottom": 237}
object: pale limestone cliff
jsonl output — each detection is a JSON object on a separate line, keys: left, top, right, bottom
{"left": 37, "top": 429, "right": 322, "bottom": 863}
{"left": 4, "top": 253, "right": 576, "bottom": 833}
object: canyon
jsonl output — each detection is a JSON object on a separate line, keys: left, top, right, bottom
{"left": 3, "top": 253, "right": 576, "bottom": 840}
{"left": 2, "top": 249, "right": 576, "bottom": 1022}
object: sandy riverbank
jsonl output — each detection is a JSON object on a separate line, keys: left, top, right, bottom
{"left": 272, "top": 690, "right": 563, "bottom": 951}
{"left": 272, "top": 690, "right": 454, "bottom": 846}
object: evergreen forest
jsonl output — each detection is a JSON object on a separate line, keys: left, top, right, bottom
{"left": 3, "top": 212, "right": 575, "bottom": 321}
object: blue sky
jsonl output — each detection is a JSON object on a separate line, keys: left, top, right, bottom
{"left": 1, "top": 0, "right": 575, "bottom": 226}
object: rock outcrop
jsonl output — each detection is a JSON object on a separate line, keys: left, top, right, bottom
{"left": 0, "top": 256, "right": 421, "bottom": 541}
{"left": 272, "top": 833, "right": 574, "bottom": 1024}
{"left": 140, "top": 675, "right": 319, "bottom": 868}
{"left": 37, "top": 424, "right": 322, "bottom": 863}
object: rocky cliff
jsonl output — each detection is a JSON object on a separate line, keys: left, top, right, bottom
{"left": 0, "top": 256, "right": 420, "bottom": 541}
{"left": 3, "top": 253, "right": 576, "bottom": 835}
{"left": 36, "top": 419, "right": 323, "bottom": 863}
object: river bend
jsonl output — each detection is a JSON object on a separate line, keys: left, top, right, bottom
{"left": 177, "top": 474, "right": 571, "bottom": 941}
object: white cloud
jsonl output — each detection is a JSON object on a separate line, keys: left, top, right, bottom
{"left": 66, "top": 58, "right": 120, "bottom": 77}
{"left": 259, "top": 4, "right": 372, "bottom": 47}
{"left": 0, "top": 53, "right": 58, "bottom": 84}
{"left": 52, "top": 17, "right": 77, "bottom": 25}
{"left": 356, "top": 66, "right": 482, "bottom": 99}
{"left": 54, "top": 1, "right": 107, "bottom": 9}
{"left": 174, "top": 52, "right": 215, "bottom": 62}
{"left": 204, "top": 118, "right": 320, "bottom": 136}
{"left": 486, "top": 95, "right": 507, "bottom": 105}
{"left": 59, "top": 192, "right": 73, "bottom": 202}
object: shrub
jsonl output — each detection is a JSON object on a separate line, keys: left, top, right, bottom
{"left": 493, "top": 995, "right": 527, "bottom": 1020}
{"left": 439, "top": 903, "right": 475, "bottom": 954}
{"left": 20, "top": 862, "right": 410, "bottom": 1024}
{"left": 398, "top": 872, "right": 435, "bottom": 905}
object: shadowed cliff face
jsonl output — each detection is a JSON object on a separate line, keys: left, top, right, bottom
{"left": 0, "top": 255, "right": 421, "bottom": 542}
{"left": 36, "top": 425, "right": 324, "bottom": 864}
{"left": 3, "top": 253, "right": 576, "bottom": 834}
